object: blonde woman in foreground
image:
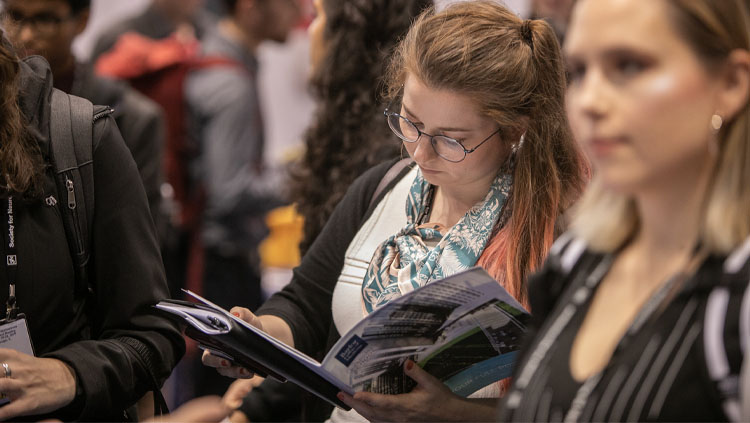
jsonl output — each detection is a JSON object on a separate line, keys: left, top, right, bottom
{"left": 500, "top": 0, "right": 750, "bottom": 421}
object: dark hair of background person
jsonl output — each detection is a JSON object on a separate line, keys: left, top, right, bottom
{"left": 289, "top": 0, "right": 432, "bottom": 254}
{"left": 385, "top": 1, "right": 589, "bottom": 306}
{"left": 66, "top": 0, "right": 91, "bottom": 14}
{"left": 222, "top": 0, "right": 238, "bottom": 14}
{"left": 0, "top": 34, "right": 44, "bottom": 197}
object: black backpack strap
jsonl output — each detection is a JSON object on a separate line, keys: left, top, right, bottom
{"left": 49, "top": 91, "right": 170, "bottom": 418}
{"left": 369, "top": 158, "right": 414, "bottom": 209}
{"left": 49, "top": 89, "right": 95, "bottom": 297}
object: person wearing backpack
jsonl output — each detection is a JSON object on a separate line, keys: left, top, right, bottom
{"left": 182, "top": 0, "right": 300, "bottom": 398}
{"left": 3, "top": 0, "right": 167, "bottom": 234}
{"left": 185, "top": 0, "right": 300, "bottom": 307}
{"left": 0, "top": 34, "right": 184, "bottom": 421}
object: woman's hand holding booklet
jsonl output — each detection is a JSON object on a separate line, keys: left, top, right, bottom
{"left": 201, "top": 306, "right": 266, "bottom": 379}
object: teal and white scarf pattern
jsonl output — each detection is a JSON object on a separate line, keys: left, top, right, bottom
{"left": 361, "top": 169, "right": 513, "bottom": 314}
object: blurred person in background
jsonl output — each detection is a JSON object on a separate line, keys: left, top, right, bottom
{"left": 205, "top": 1, "right": 588, "bottom": 421}
{"left": 90, "top": 0, "right": 215, "bottom": 62}
{"left": 185, "top": 0, "right": 300, "bottom": 398}
{"left": 222, "top": 0, "right": 431, "bottom": 421}
{"left": 499, "top": 0, "right": 750, "bottom": 421}
{"left": 2, "top": 0, "right": 166, "bottom": 228}
{"left": 290, "top": 0, "right": 432, "bottom": 256}
{"left": 529, "top": 0, "right": 576, "bottom": 44}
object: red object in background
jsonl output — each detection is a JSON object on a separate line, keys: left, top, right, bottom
{"left": 296, "top": 0, "right": 314, "bottom": 29}
{"left": 95, "top": 32, "right": 200, "bottom": 78}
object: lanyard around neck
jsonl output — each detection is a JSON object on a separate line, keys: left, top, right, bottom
{"left": 2, "top": 197, "right": 19, "bottom": 320}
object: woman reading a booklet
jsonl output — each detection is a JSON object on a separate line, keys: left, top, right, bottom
{"left": 204, "top": 1, "right": 588, "bottom": 421}
{"left": 498, "top": 0, "right": 750, "bottom": 421}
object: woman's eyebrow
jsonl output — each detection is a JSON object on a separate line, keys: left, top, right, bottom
{"left": 402, "top": 104, "right": 420, "bottom": 120}
{"left": 402, "top": 104, "right": 473, "bottom": 133}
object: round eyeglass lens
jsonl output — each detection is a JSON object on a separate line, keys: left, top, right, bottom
{"left": 388, "top": 114, "right": 420, "bottom": 141}
{"left": 431, "top": 136, "right": 466, "bottom": 162}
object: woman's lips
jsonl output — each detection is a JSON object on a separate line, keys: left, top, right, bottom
{"left": 419, "top": 166, "right": 441, "bottom": 175}
{"left": 588, "top": 136, "right": 627, "bottom": 156}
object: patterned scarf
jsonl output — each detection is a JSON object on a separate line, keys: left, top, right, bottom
{"left": 361, "top": 169, "right": 513, "bottom": 314}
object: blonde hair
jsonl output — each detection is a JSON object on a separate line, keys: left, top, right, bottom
{"left": 385, "top": 1, "right": 589, "bottom": 306}
{"left": 572, "top": 0, "right": 750, "bottom": 254}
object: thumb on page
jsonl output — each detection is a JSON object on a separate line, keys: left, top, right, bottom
{"left": 229, "top": 307, "right": 264, "bottom": 331}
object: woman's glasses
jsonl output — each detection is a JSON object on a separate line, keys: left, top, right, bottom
{"left": 384, "top": 104, "right": 501, "bottom": 163}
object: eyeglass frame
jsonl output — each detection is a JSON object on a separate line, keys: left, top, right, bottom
{"left": 383, "top": 100, "right": 502, "bottom": 163}
{"left": 1, "top": 9, "right": 77, "bottom": 36}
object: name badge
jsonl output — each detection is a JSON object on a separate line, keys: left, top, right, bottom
{"left": 0, "top": 318, "right": 34, "bottom": 357}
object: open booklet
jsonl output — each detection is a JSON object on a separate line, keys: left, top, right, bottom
{"left": 155, "top": 267, "right": 529, "bottom": 410}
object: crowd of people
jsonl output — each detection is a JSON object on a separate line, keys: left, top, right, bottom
{"left": 0, "top": 0, "right": 747, "bottom": 421}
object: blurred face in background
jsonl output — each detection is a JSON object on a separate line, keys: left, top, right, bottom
{"left": 308, "top": 0, "right": 326, "bottom": 72}
{"left": 255, "top": 0, "right": 300, "bottom": 43}
{"left": 531, "top": 0, "right": 575, "bottom": 38}
{"left": 153, "top": 0, "right": 204, "bottom": 24}
{"left": 565, "top": 0, "right": 724, "bottom": 194}
{"left": 532, "top": 0, "right": 575, "bottom": 23}
{"left": 2, "top": 0, "right": 88, "bottom": 72}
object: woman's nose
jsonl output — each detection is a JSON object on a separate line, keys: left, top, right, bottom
{"left": 574, "top": 67, "right": 610, "bottom": 120}
{"left": 411, "top": 134, "right": 436, "bottom": 162}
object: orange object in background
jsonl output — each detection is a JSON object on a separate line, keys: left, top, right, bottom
{"left": 259, "top": 205, "right": 304, "bottom": 269}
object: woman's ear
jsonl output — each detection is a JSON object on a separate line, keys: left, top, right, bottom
{"left": 511, "top": 116, "right": 530, "bottom": 145}
{"left": 716, "top": 49, "right": 750, "bottom": 121}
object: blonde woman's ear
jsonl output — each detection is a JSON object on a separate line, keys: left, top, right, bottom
{"left": 716, "top": 49, "right": 750, "bottom": 122}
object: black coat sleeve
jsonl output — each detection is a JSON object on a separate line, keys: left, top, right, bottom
{"left": 43, "top": 115, "right": 185, "bottom": 419}
{"left": 256, "top": 160, "right": 397, "bottom": 356}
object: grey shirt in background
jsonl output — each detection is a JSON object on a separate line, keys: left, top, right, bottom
{"left": 185, "top": 29, "right": 285, "bottom": 257}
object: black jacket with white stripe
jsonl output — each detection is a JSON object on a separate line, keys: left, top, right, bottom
{"left": 499, "top": 234, "right": 749, "bottom": 422}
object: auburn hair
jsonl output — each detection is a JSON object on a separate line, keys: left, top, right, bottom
{"left": 385, "top": 1, "right": 589, "bottom": 307}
